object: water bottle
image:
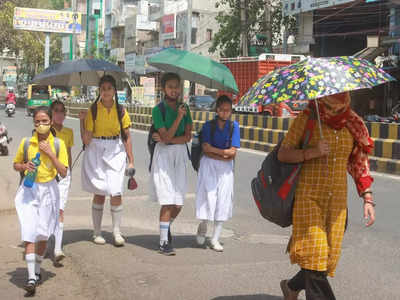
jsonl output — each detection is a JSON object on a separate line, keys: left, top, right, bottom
{"left": 24, "top": 153, "right": 41, "bottom": 188}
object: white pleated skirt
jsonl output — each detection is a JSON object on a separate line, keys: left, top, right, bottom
{"left": 81, "top": 138, "right": 126, "bottom": 196}
{"left": 196, "top": 156, "right": 234, "bottom": 221}
{"left": 58, "top": 169, "right": 71, "bottom": 210}
{"left": 149, "top": 143, "right": 188, "bottom": 206}
{"left": 15, "top": 179, "right": 60, "bottom": 242}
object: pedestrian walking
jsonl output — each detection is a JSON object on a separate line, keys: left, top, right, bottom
{"left": 277, "top": 92, "right": 376, "bottom": 300}
{"left": 50, "top": 100, "right": 74, "bottom": 262}
{"left": 150, "top": 72, "right": 193, "bottom": 255}
{"left": 195, "top": 95, "right": 240, "bottom": 252}
{"left": 13, "top": 106, "right": 68, "bottom": 296}
{"left": 79, "top": 75, "right": 134, "bottom": 247}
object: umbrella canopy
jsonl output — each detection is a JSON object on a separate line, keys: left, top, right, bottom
{"left": 148, "top": 48, "right": 238, "bottom": 94}
{"left": 239, "top": 56, "right": 396, "bottom": 107}
{"left": 32, "top": 59, "right": 127, "bottom": 86}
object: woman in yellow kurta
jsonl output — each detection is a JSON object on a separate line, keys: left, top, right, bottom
{"left": 79, "top": 75, "right": 134, "bottom": 247}
{"left": 278, "top": 92, "right": 376, "bottom": 300}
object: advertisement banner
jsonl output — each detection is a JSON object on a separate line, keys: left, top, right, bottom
{"left": 283, "top": 0, "right": 355, "bottom": 16}
{"left": 13, "top": 7, "right": 82, "bottom": 34}
{"left": 161, "top": 14, "right": 176, "bottom": 40}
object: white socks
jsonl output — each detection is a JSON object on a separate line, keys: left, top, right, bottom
{"left": 111, "top": 205, "right": 123, "bottom": 235}
{"left": 92, "top": 203, "right": 104, "bottom": 236}
{"left": 54, "top": 222, "right": 64, "bottom": 252}
{"left": 35, "top": 254, "right": 43, "bottom": 275}
{"left": 160, "top": 222, "right": 170, "bottom": 245}
{"left": 25, "top": 253, "right": 36, "bottom": 280}
{"left": 211, "top": 221, "right": 223, "bottom": 243}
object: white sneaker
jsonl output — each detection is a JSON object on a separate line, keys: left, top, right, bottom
{"left": 54, "top": 250, "right": 66, "bottom": 262}
{"left": 93, "top": 235, "right": 106, "bottom": 245}
{"left": 196, "top": 222, "right": 208, "bottom": 245}
{"left": 210, "top": 240, "right": 224, "bottom": 252}
{"left": 113, "top": 233, "right": 125, "bottom": 246}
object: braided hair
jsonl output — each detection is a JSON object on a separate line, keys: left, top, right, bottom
{"left": 93, "top": 75, "right": 128, "bottom": 142}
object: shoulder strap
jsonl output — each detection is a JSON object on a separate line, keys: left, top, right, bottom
{"left": 54, "top": 137, "right": 60, "bottom": 158}
{"left": 23, "top": 137, "right": 30, "bottom": 163}
{"left": 91, "top": 102, "right": 97, "bottom": 132}
{"left": 302, "top": 109, "right": 317, "bottom": 149}
{"left": 158, "top": 102, "right": 166, "bottom": 122}
{"left": 228, "top": 120, "right": 234, "bottom": 148}
{"left": 210, "top": 119, "right": 218, "bottom": 144}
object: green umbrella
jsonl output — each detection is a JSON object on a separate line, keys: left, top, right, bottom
{"left": 148, "top": 48, "right": 238, "bottom": 94}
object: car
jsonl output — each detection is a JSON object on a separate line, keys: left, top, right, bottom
{"left": 188, "top": 95, "right": 216, "bottom": 111}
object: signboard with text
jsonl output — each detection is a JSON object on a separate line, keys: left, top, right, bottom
{"left": 282, "top": 0, "right": 355, "bottom": 16}
{"left": 161, "top": 14, "right": 176, "bottom": 40}
{"left": 13, "top": 7, "right": 82, "bottom": 34}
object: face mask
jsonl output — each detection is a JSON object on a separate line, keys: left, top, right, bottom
{"left": 36, "top": 124, "right": 51, "bottom": 134}
{"left": 53, "top": 112, "right": 65, "bottom": 124}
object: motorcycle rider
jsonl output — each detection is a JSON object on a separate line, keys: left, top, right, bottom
{"left": 6, "top": 88, "right": 16, "bottom": 105}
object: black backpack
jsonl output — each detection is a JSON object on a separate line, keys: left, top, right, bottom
{"left": 191, "top": 118, "right": 234, "bottom": 172}
{"left": 251, "top": 111, "right": 316, "bottom": 227}
{"left": 147, "top": 102, "right": 167, "bottom": 172}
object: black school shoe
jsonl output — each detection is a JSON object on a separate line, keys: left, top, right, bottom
{"left": 24, "top": 278, "right": 36, "bottom": 296}
{"left": 159, "top": 242, "right": 176, "bottom": 256}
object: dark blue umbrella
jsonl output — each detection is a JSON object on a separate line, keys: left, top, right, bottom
{"left": 32, "top": 59, "right": 128, "bottom": 86}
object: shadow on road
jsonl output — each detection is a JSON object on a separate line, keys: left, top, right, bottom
{"left": 125, "top": 234, "right": 204, "bottom": 251}
{"left": 62, "top": 229, "right": 203, "bottom": 251}
{"left": 7, "top": 267, "right": 56, "bottom": 291}
{"left": 211, "top": 295, "right": 281, "bottom": 300}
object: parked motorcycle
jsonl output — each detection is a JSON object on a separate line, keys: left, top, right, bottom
{"left": 0, "top": 122, "right": 12, "bottom": 156}
{"left": 5, "top": 103, "right": 15, "bottom": 117}
{"left": 391, "top": 103, "right": 400, "bottom": 123}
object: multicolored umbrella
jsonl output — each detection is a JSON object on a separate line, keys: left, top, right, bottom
{"left": 148, "top": 48, "right": 238, "bottom": 94}
{"left": 239, "top": 56, "right": 395, "bottom": 107}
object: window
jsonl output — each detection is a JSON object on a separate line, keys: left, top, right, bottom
{"left": 206, "top": 29, "right": 212, "bottom": 41}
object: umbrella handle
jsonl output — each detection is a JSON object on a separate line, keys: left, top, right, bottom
{"left": 314, "top": 99, "right": 324, "bottom": 139}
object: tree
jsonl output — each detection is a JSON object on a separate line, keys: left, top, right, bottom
{"left": 209, "top": 0, "right": 296, "bottom": 57}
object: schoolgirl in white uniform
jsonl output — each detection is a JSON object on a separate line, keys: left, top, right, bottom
{"left": 150, "top": 72, "right": 193, "bottom": 255}
{"left": 195, "top": 96, "right": 240, "bottom": 252}
{"left": 79, "top": 75, "right": 134, "bottom": 247}
{"left": 13, "top": 106, "right": 68, "bottom": 295}
{"left": 50, "top": 100, "right": 74, "bottom": 262}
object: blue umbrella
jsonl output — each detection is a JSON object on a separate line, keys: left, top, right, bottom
{"left": 32, "top": 59, "right": 128, "bottom": 86}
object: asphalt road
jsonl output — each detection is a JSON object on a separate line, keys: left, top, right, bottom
{"left": 0, "top": 108, "right": 399, "bottom": 300}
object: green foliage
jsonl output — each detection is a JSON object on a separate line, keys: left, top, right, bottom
{"left": 210, "top": 0, "right": 297, "bottom": 57}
